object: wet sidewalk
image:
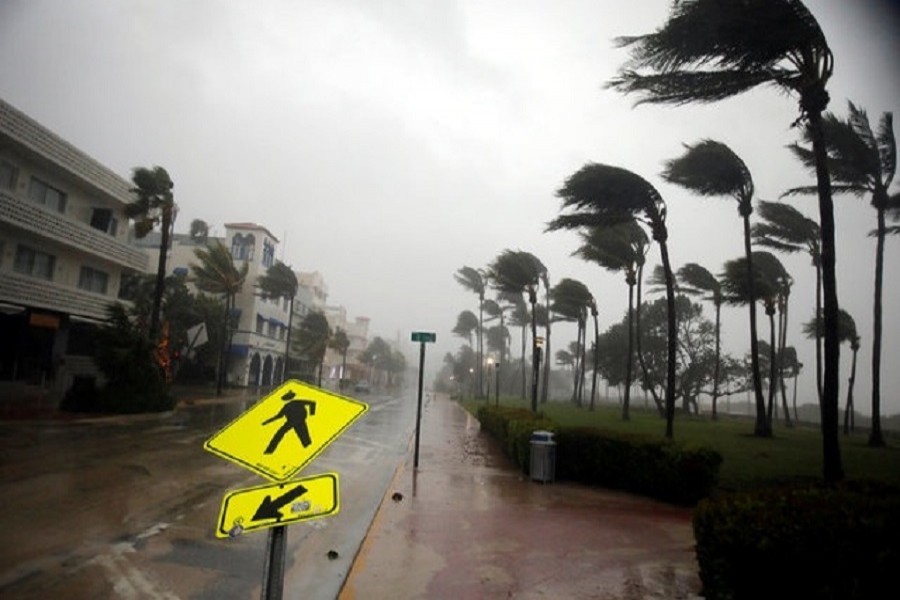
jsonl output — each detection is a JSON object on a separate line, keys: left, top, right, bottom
{"left": 339, "top": 395, "right": 703, "bottom": 599}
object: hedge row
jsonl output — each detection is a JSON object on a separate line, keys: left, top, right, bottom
{"left": 693, "top": 481, "right": 900, "bottom": 600}
{"left": 475, "top": 405, "right": 721, "bottom": 506}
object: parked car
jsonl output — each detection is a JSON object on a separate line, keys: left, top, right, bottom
{"left": 354, "top": 381, "right": 371, "bottom": 394}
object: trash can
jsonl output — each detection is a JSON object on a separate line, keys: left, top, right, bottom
{"left": 529, "top": 430, "right": 556, "bottom": 483}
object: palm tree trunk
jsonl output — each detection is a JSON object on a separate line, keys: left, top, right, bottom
{"left": 778, "top": 298, "right": 793, "bottom": 427}
{"left": 844, "top": 346, "right": 858, "bottom": 434}
{"left": 766, "top": 309, "right": 777, "bottom": 429}
{"left": 578, "top": 317, "right": 587, "bottom": 406}
{"left": 635, "top": 265, "right": 663, "bottom": 415}
{"left": 541, "top": 291, "right": 551, "bottom": 404}
{"left": 529, "top": 289, "right": 539, "bottom": 412}
{"left": 869, "top": 207, "right": 886, "bottom": 446}
{"left": 742, "top": 213, "right": 769, "bottom": 437}
{"left": 712, "top": 301, "right": 721, "bottom": 420}
{"left": 149, "top": 207, "right": 174, "bottom": 340}
{"left": 478, "top": 296, "right": 484, "bottom": 399}
{"left": 520, "top": 323, "right": 526, "bottom": 401}
{"left": 623, "top": 281, "right": 634, "bottom": 421}
{"left": 815, "top": 261, "right": 823, "bottom": 403}
{"left": 658, "top": 240, "right": 677, "bottom": 440}
{"left": 590, "top": 307, "right": 599, "bottom": 411}
{"left": 809, "top": 108, "right": 843, "bottom": 483}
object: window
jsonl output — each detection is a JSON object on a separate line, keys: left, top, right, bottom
{"left": 14, "top": 245, "right": 55, "bottom": 280}
{"left": 231, "top": 233, "right": 255, "bottom": 261}
{"left": 0, "top": 160, "right": 17, "bottom": 190}
{"left": 78, "top": 266, "right": 109, "bottom": 294}
{"left": 28, "top": 177, "right": 67, "bottom": 213}
{"left": 267, "top": 321, "right": 276, "bottom": 338}
{"left": 256, "top": 314, "right": 265, "bottom": 334}
{"left": 90, "top": 208, "right": 118, "bottom": 236}
{"left": 278, "top": 326, "right": 286, "bottom": 340}
{"left": 262, "top": 239, "right": 275, "bottom": 267}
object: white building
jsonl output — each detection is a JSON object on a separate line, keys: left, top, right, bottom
{"left": 0, "top": 97, "right": 146, "bottom": 401}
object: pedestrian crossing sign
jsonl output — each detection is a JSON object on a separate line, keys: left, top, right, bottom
{"left": 204, "top": 380, "right": 368, "bottom": 481}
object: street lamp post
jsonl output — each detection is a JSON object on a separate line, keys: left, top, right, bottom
{"left": 495, "top": 362, "right": 500, "bottom": 406}
{"left": 486, "top": 358, "right": 493, "bottom": 404}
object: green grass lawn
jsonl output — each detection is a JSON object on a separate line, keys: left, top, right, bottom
{"left": 463, "top": 396, "right": 900, "bottom": 493}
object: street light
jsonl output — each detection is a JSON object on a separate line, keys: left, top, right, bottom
{"left": 469, "top": 367, "right": 474, "bottom": 399}
{"left": 495, "top": 362, "right": 500, "bottom": 406}
{"left": 486, "top": 358, "right": 494, "bottom": 404}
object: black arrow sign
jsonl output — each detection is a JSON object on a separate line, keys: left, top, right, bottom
{"left": 253, "top": 484, "right": 309, "bottom": 522}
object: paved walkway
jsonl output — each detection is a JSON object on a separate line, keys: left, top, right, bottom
{"left": 339, "top": 395, "right": 703, "bottom": 599}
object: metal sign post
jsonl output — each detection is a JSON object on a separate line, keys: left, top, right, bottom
{"left": 411, "top": 331, "right": 436, "bottom": 469}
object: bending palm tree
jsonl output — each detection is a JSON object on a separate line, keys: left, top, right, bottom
{"left": 573, "top": 221, "right": 648, "bottom": 420}
{"left": 452, "top": 310, "right": 479, "bottom": 348}
{"left": 295, "top": 311, "right": 331, "bottom": 387}
{"left": 677, "top": 263, "right": 724, "bottom": 418}
{"left": 721, "top": 251, "right": 789, "bottom": 430}
{"left": 609, "top": 0, "right": 841, "bottom": 479}
{"left": 489, "top": 250, "right": 547, "bottom": 412}
{"left": 549, "top": 278, "right": 593, "bottom": 406}
{"left": 752, "top": 200, "right": 822, "bottom": 403}
{"left": 549, "top": 164, "right": 678, "bottom": 439}
{"left": 803, "top": 309, "right": 860, "bottom": 435}
{"left": 257, "top": 261, "right": 298, "bottom": 384}
{"left": 785, "top": 102, "right": 895, "bottom": 447}
{"left": 454, "top": 267, "right": 486, "bottom": 398}
{"left": 329, "top": 328, "right": 350, "bottom": 391}
{"left": 126, "top": 166, "right": 176, "bottom": 341}
{"left": 662, "top": 139, "right": 768, "bottom": 436}
{"left": 190, "top": 241, "right": 248, "bottom": 396}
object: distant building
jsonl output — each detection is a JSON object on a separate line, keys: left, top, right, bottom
{"left": 0, "top": 97, "right": 146, "bottom": 401}
{"left": 138, "top": 222, "right": 291, "bottom": 387}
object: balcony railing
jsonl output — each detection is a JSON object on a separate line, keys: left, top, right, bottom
{"left": 0, "top": 271, "right": 116, "bottom": 321}
{"left": 0, "top": 191, "right": 147, "bottom": 271}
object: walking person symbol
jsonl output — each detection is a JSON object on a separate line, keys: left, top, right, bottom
{"left": 262, "top": 390, "right": 317, "bottom": 454}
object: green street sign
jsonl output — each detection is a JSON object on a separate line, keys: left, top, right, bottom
{"left": 411, "top": 331, "right": 436, "bottom": 343}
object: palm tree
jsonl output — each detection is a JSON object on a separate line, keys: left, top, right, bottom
{"left": 549, "top": 278, "right": 593, "bottom": 406}
{"left": 454, "top": 267, "right": 486, "bottom": 398}
{"left": 257, "top": 261, "right": 298, "bottom": 384}
{"left": 295, "top": 311, "right": 332, "bottom": 386}
{"left": 452, "top": 310, "right": 479, "bottom": 347}
{"left": 752, "top": 200, "right": 823, "bottom": 403}
{"left": 608, "top": 0, "right": 841, "bottom": 480}
{"left": 722, "top": 252, "right": 789, "bottom": 431}
{"left": 329, "top": 327, "right": 350, "bottom": 391}
{"left": 539, "top": 268, "right": 553, "bottom": 404}
{"left": 803, "top": 309, "right": 860, "bottom": 435}
{"left": 785, "top": 102, "right": 895, "bottom": 447}
{"left": 190, "top": 240, "right": 248, "bottom": 396}
{"left": 549, "top": 163, "right": 678, "bottom": 439}
{"left": 676, "top": 263, "right": 724, "bottom": 418}
{"left": 488, "top": 250, "right": 546, "bottom": 412}
{"left": 573, "top": 221, "right": 648, "bottom": 419}
{"left": 126, "top": 166, "right": 176, "bottom": 341}
{"left": 662, "top": 139, "right": 769, "bottom": 436}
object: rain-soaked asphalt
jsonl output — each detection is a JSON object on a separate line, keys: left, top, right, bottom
{"left": 0, "top": 388, "right": 419, "bottom": 600}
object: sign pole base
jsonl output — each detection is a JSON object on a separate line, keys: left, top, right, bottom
{"left": 261, "top": 525, "right": 286, "bottom": 600}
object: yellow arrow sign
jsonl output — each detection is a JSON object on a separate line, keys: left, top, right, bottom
{"left": 204, "top": 380, "right": 368, "bottom": 481}
{"left": 215, "top": 473, "right": 339, "bottom": 538}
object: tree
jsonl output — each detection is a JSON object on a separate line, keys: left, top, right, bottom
{"left": 329, "top": 327, "right": 350, "bottom": 391}
{"left": 721, "top": 252, "right": 790, "bottom": 430}
{"left": 549, "top": 163, "right": 678, "bottom": 439}
{"left": 676, "top": 263, "right": 724, "bottom": 418}
{"left": 786, "top": 102, "right": 896, "bottom": 447}
{"left": 295, "top": 311, "right": 332, "bottom": 386}
{"left": 452, "top": 310, "right": 479, "bottom": 347}
{"left": 257, "top": 261, "right": 298, "bottom": 385}
{"left": 126, "top": 166, "right": 176, "bottom": 341}
{"left": 190, "top": 240, "right": 248, "bottom": 395}
{"left": 573, "top": 220, "right": 648, "bottom": 419}
{"left": 189, "top": 218, "right": 209, "bottom": 244}
{"left": 608, "top": 0, "right": 841, "bottom": 481}
{"left": 804, "top": 309, "right": 860, "bottom": 435}
{"left": 454, "top": 267, "right": 486, "bottom": 398}
{"left": 488, "top": 250, "right": 547, "bottom": 412}
{"left": 549, "top": 278, "right": 593, "bottom": 406}
{"left": 662, "top": 140, "right": 769, "bottom": 436}
{"left": 752, "top": 200, "right": 823, "bottom": 404}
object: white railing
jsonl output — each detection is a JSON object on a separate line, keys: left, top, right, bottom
{"left": 0, "top": 271, "right": 115, "bottom": 320}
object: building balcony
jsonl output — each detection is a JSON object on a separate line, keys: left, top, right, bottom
{"left": 0, "top": 190, "right": 147, "bottom": 271}
{"left": 0, "top": 270, "right": 117, "bottom": 321}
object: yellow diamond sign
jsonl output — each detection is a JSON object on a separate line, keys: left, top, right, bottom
{"left": 204, "top": 380, "right": 368, "bottom": 481}
{"left": 216, "top": 472, "right": 339, "bottom": 538}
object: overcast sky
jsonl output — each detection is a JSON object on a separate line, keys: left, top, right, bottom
{"left": 1, "top": 0, "right": 898, "bottom": 415}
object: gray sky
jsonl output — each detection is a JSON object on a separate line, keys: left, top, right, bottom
{"left": 1, "top": 0, "right": 898, "bottom": 415}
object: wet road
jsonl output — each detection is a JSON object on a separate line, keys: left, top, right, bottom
{"left": 0, "top": 389, "right": 419, "bottom": 599}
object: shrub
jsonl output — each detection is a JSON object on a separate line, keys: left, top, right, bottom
{"left": 693, "top": 481, "right": 900, "bottom": 599}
